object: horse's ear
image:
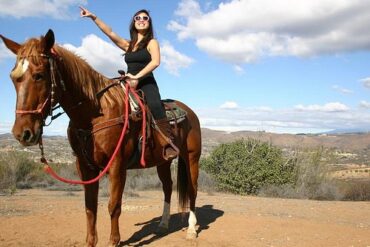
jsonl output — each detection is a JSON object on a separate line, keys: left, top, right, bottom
{"left": 40, "top": 29, "right": 55, "bottom": 52}
{"left": 0, "top": 34, "right": 21, "bottom": 55}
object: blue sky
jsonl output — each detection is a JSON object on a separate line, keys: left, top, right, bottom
{"left": 1, "top": 0, "right": 370, "bottom": 135}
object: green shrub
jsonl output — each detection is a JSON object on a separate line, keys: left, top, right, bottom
{"left": 201, "top": 138, "right": 297, "bottom": 195}
{"left": 0, "top": 151, "right": 39, "bottom": 193}
{"left": 0, "top": 151, "right": 53, "bottom": 193}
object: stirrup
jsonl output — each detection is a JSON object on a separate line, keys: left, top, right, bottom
{"left": 163, "top": 144, "right": 179, "bottom": 160}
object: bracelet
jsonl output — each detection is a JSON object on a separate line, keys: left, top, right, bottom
{"left": 92, "top": 15, "right": 97, "bottom": 21}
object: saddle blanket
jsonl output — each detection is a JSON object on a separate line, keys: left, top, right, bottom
{"left": 163, "top": 99, "right": 187, "bottom": 124}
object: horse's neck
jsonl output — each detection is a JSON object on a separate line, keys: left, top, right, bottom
{"left": 55, "top": 47, "right": 111, "bottom": 127}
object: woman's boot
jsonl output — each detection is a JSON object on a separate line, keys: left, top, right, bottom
{"left": 155, "top": 118, "right": 179, "bottom": 160}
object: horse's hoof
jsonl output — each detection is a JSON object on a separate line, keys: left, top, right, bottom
{"left": 186, "top": 231, "right": 197, "bottom": 240}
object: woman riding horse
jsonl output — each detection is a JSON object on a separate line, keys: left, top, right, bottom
{"left": 80, "top": 6, "right": 179, "bottom": 161}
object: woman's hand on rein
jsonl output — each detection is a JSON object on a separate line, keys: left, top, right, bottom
{"left": 125, "top": 73, "right": 139, "bottom": 89}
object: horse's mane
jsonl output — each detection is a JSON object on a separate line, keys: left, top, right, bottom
{"left": 54, "top": 45, "right": 124, "bottom": 108}
{"left": 20, "top": 37, "right": 124, "bottom": 109}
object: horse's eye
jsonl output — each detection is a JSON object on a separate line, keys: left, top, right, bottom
{"left": 33, "top": 73, "right": 44, "bottom": 81}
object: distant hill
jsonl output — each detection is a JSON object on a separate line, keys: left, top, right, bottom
{"left": 201, "top": 128, "right": 370, "bottom": 152}
{"left": 0, "top": 133, "right": 13, "bottom": 140}
{"left": 323, "top": 128, "right": 370, "bottom": 135}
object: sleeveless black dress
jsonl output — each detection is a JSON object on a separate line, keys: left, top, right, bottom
{"left": 124, "top": 47, "right": 166, "bottom": 120}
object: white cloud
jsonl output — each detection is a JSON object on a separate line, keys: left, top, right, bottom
{"left": 294, "top": 102, "right": 350, "bottom": 112}
{"left": 0, "top": 0, "right": 86, "bottom": 19}
{"left": 160, "top": 40, "right": 194, "bottom": 76}
{"left": 63, "top": 37, "right": 194, "bottom": 78}
{"left": 360, "top": 100, "right": 370, "bottom": 109}
{"left": 360, "top": 77, "right": 370, "bottom": 89}
{"left": 174, "top": 0, "right": 202, "bottom": 18}
{"left": 332, "top": 85, "right": 353, "bottom": 94}
{"left": 253, "top": 106, "right": 273, "bottom": 112}
{"left": 197, "top": 103, "right": 370, "bottom": 134}
{"left": 220, "top": 101, "right": 239, "bottom": 109}
{"left": 0, "top": 43, "right": 15, "bottom": 62}
{"left": 169, "top": 0, "right": 370, "bottom": 65}
{"left": 63, "top": 34, "right": 126, "bottom": 77}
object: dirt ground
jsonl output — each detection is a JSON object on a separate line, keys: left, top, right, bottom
{"left": 0, "top": 189, "right": 369, "bottom": 247}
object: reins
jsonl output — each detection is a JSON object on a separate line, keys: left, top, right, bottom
{"left": 41, "top": 83, "right": 147, "bottom": 184}
{"left": 41, "top": 83, "right": 131, "bottom": 185}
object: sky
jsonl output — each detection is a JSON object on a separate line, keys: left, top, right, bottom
{"left": 1, "top": 0, "right": 370, "bottom": 135}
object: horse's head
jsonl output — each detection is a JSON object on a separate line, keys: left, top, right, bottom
{"left": 1, "top": 29, "right": 55, "bottom": 146}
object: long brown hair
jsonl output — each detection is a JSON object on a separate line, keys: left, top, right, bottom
{"left": 127, "top": 9, "right": 154, "bottom": 53}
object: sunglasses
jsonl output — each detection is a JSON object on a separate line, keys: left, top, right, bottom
{"left": 134, "top": 15, "right": 150, "bottom": 22}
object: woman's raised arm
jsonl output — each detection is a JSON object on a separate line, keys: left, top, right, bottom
{"left": 79, "top": 6, "right": 130, "bottom": 51}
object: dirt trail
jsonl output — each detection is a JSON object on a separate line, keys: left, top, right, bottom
{"left": 0, "top": 189, "right": 369, "bottom": 247}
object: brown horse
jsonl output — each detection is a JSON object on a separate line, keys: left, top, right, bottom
{"left": 1, "top": 29, "right": 201, "bottom": 246}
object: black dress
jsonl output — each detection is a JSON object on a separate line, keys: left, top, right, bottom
{"left": 125, "top": 47, "right": 166, "bottom": 120}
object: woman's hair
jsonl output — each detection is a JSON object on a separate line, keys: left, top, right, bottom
{"left": 127, "top": 9, "right": 154, "bottom": 53}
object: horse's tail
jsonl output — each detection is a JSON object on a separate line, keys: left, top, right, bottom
{"left": 177, "top": 156, "right": 189, "bottom": 212}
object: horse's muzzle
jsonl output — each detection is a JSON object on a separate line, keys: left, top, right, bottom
{"left": 13, "top": 127, "right": 42, "bottom": 146}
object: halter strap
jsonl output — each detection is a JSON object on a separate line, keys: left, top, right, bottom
{"left": 16, "top": 96, "right": 50, "bottom": 115}
{"left": 15, "top": 50, "right": 64, "bottom": 124}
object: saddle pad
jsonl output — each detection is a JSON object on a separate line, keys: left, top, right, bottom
{"left": 120, "top": 83, "right": 140, "bottom": 111}
{"left": 163, "top": 99, "right": 187, "bottom": 124}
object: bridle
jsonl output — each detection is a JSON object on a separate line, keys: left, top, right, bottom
{"left": 14, "top": 49, "right": 69, "bottom": 165}
{"left": 15, "top": 94, "right": 50, "bottom": 116}
{"left": 15, "top": 49, "right": 66, "bottom": 126}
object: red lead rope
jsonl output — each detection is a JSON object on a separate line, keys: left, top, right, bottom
{"left": 129, "top": 88, "right": 146, "bottom": 167}
{"left": 42, "top": 83, "right": 146, "bottom": 185}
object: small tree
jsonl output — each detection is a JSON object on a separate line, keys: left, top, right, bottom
{"left": 201, "top": 138, "right": 296, "bottom": 195}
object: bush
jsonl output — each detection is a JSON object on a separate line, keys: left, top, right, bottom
{"left": 292, "top": 147, "right": 342, "bottom": 200}
{"left": 198, "top": 169, "right": 216, "bottom": 194}
{"left": 0, "top": 151, "right": 45, "bottom": 193}
{"left": 201, "top": 138, "right": 297, "bottom": 195}
{"left": 338, "top": 180, "right": 370, "bottom": 201}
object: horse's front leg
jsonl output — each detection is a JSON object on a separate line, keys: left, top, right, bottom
{"left": 77, "top": 160, "right": 100, "bottom": 247}
{"left": 84, "top": 182, "right": 99, "bottom": 246}
{"left": 108, "top": 160, "right": 126, "bottom": 246}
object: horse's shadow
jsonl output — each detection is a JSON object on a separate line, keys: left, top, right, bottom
{"left": 118, "top": 204, "right": 224, "bottom": 246}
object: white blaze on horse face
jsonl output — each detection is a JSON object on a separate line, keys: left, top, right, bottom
{"left": 11, "top": 59, "right": 29, "bottom": 80}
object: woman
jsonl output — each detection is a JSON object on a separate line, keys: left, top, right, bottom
{"left": 80, "top": 6, "right": 178, "bottom": 160}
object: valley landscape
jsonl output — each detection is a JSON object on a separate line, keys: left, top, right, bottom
{"left": 0, "top": 129, "right": 369, "bottom": 246}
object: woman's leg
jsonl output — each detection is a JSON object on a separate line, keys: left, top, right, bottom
{"left": 138, "top": 79, "right": 178, "bottom": 160}
{"left": 138, "top": 80, "right": 166, "bottom": 120}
